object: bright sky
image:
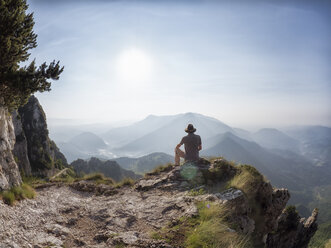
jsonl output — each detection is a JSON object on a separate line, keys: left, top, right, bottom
{"left": 28, "top": 0, "right": 331, "bottom": 128}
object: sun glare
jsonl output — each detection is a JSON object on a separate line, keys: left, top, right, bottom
{"left": 116, "top": 49, "right": 152, "bottom": 82}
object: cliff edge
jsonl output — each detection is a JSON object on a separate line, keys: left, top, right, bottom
{"left": 12, "top": 95, "right": 67, "bottom": 177}
{"left": 0, "top": 159, "right": 318, "bottom": 248}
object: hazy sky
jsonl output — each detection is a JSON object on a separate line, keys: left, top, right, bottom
{"left": 27, "top": 0, "right": 331, "bottom": 128}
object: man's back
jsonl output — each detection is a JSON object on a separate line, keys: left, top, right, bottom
{"left": 180, "top": 133, "right": 201, "bottom": 161}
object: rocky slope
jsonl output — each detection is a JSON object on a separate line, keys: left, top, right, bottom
{"left": 0, "top": 107, "right": 22, "bottom": 190}
{"left": 12, "top": 96, "right": 67, "bottom": 177}
{"left": 0, "top": 159, "right": 318, "bottom": 247}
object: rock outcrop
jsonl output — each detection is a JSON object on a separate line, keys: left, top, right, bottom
{"left": 0, "top": 107, "right": 22, "bottom": 190}
{"left": 0, "top": 158, "right": 318, "bottom": 247}
{"left": 12, "top": 96, "right": 67, "bottom": 177}
{"left": 12, "top": 110, "right": 31, "bottom": 176}
{"left": 266, "top": 208, "right": 318, "bottom": 248}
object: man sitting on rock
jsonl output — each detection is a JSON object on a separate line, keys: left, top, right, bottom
{"left": 175, "top": 124, "right": 202, "bottom": 166}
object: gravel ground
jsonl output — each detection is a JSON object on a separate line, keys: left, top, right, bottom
{"left": 0, "top": 182, "right": 197, "bottom": 248}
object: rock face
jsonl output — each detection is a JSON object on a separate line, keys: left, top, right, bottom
{"left": 71, "top": 157, "right": 141, "bottom": 182}
{"left": 266, "top": 208, "right": 318, "bottom": 248}
{"left": 12, "top": 110, "right": 31, "bottom": 176}
{"left": 0, "top": 107, "right": 22, "bottom": 190}
{"left": 13, "top": 96, "right": 67, "bottom": 177}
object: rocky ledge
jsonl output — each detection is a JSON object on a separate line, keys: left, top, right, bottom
{"left": 0, "top": 159, "right": 318, "bottom": 248}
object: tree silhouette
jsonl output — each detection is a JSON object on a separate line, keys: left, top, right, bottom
{"left": 0, "top": 0, "right": 64, "bottom": 110}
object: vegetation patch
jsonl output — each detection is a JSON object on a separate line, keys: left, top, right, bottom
{"left": 145, "top": 163, "right": 174, "bottom": 177}
{"left": 228, "top": 164, "right": 265, "bottom": 199}
{"left": 22, "top": 175, "right": 47, "bottom": 186}
{"left": 217, "top": 164, "right": 267, "bottom": 241}
{"left": 80, "top": 173, "right": 115, "bottom": 185}
{"left": 188, "top": 188, "right": 206, "bottom": 196}
{"left": 325, "top": 239, "right": 331, "bottom": 248}
{"left": 309, "top": 221, "right": 331, "bottom": 248}
{"left": 207, "top": 158, "right": 238, "bottom": 181}
{"left": 283, "top": 206, "right": 300, "bottom": 230}
{"left": 0, "top": 183, "right": 36, "bottom": 206}
{"left": 115, "top": 178, "right": 135, "bottom": 188}
{"left": 185, "top": 202, "right": 253, "bottom": 248}
{"left": 151, "top": 201, "right": 253, "bottom": 248}
{"left": 50, "top": 168, "right": 77, "bottom": 183}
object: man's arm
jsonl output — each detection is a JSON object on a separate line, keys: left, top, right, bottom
{"left": 175, "top": 137, "right": 184, "bottom": 150}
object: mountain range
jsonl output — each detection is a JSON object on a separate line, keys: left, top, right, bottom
{"left": 71, "top": 157, "right": 141, "bottom": 182}
{"left": 113, "top": 152, "right": 174, "bottom": 174}
{"left": 53, "top": 113, "right": 330, "bottom": 173}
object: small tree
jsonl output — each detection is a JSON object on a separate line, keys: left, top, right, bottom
{"left": 0, "top": 0, "right": 64, "bottom": 110}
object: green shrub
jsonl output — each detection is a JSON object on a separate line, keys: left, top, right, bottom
{"left": 2, "top": 191, "right": 15, "bottom": 205}
{"left": 0, "top": 183, "right": 35, "bottom": 205}
{"left": 283, "top": 205, "right": 300, "bottom": 230}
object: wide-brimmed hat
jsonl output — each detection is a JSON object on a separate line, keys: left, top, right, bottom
{"left": 185, "top": 124, "right": 196, "bottom": 133}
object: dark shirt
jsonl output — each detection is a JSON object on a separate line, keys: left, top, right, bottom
{"left": 180, "top": 133, "right": 202, "bottom": 161}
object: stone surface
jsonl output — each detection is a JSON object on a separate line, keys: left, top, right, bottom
{"left": 0, "top": 184, "right": 197, "bottom": 247}
{"left": 266, "top": 209, "right": 318, "bottom": 248}
{"left": 0, "top": 159, "right": 317, "bottom": 247}
{"left": 260, "top": 184, "right": 290, "bottom": 235}
{"left": 0, "top": 107, "right": 22, "bottom": 190}
{"left": 12, "top": 110, "right": 31, "bottom": 176}
{"left": 17, "top": 96, "right": 67, "bottom": 176}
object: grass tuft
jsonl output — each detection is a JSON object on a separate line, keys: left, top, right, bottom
{"left": 115, "top": 178, "right": 135, "bottom": 188}
{"left": 145, "top": 163, "right": 174, "bottom": 177}
{"left": 1, "top": 183, "right": 36, "bottom": 206}
{"left": 185, "top": 201, "right": 253, "bottom": 248}
{"left": 2, "top": 191, "right": 15, "bottom": 205}
{"left": 81, "top": 173, "right": 115, "bottom": 185}
{"left": 153, "top": 201, "right": 254, "bottom": 248}
{"left": 22, "top": 176, "right": 47, "bottom": 185}
{"left": 228, "top": 164, "right": 265, "bottom": 199}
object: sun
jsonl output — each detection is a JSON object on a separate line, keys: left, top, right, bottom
{"left": 116, "top": 49, "right": 153, "bottom": 82}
